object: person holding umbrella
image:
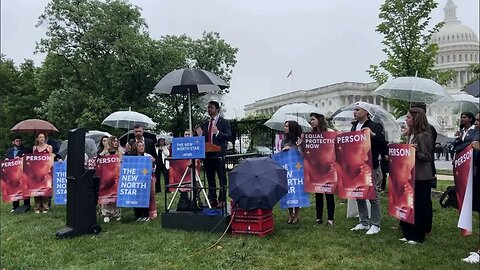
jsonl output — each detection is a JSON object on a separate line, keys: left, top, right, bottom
{"left": 281, "top": 120, "right": 303, "bottom": 224}
{"left": 195, "top": 100, "right": 231, "bottom": 208}
{"left": 32, "top": 133, "right": 53, "bottom": 214}
{"left": 5, "top": 135, "right": 32, "bottom": 212}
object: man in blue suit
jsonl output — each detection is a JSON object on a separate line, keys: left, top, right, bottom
{"left": 5, "top": 135, "right": 31, "bottom": 212}
{"left": 196, "top": 101, "right": 231, "bottom": 208}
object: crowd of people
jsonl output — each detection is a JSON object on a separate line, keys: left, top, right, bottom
{"left": 3, "top": 100, "right": 479, "bottom": 264}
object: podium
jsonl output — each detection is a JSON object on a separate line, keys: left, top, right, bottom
{"left": 56, "top": 128, "right": 101, "bottom": 239}
{"left": 161, "top": 138, "right": 230, "bottom": 232}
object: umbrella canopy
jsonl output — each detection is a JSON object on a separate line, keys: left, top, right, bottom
{"left": 462, "top": 79, "right": 479, "bottom": 97}
{"left": 373, "top": 77, "right": 450, "bottom": 103}
{"left": 228, "top": 156, "right": 288, "bottom": 210}
{"left": 264, "top": 114, "right": 312, "bottom": 132}
{"left": 119, "top": 130, "right": 157, "bottom": 147}
{"left": 396, "top": 115, "right": 442, "bottom": 130}
{"left": 85, "top": 130, "right": 112, "bottom": 145}
{"left": 102, "top": 110, "right": 155, "bottom": 129}
{"left": 331, "top": 102, "right": 401, "bottom": 142}
{"left": 153, "top": 68, "right": 229, "bottom": 95}
{"left": 58, "top": 138, "right": 97, "bottom": 159}
{"left": 11, "top": 119, "right": 58, "bottom": 133}
{"left": 435, "top": 92, "right": 479, "bottom": 113}
{"left": 271, "top": 103, "right": 323, "bottom": 121}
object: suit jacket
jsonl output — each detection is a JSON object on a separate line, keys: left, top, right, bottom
{"left": 5, "top": 146, "right": 31, "bottom": 159}
{"left": 128, "top": 137, "right": 157, "bottom": 160}
{"left": 351, "top": 119, "right": 387, "bottom": 169}
{"left": 200, "top": 115, "right": 231, "bottom": 157}
{"left": 409, "top": 132, "right": 434, "bottom": 181}
{"left": 454, "top": 127, "right": 477, "bottom": 153}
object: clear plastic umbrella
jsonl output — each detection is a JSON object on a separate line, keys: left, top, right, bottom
{"left": 58, "top": 138, "right": 98, "bottom": 159}
{"left": 102, "top": 109, "right": 155, "bottom": 129}
{"left": 85, "top": 130, "right": 112, "bottom": 145}
{"left": 271, "top": 103, "right": 323, "bottom": 120}
{"left": 373, "top": 77, "right": 451, "bottom": 104}
{"left": 331, "top": 102, "right": 401, "bottom": 142}
{"left": 264, "top": 114, "right": 312, "bottom": 132}
{"left": 435, "top": 92, "right": 479, "bottom": 113}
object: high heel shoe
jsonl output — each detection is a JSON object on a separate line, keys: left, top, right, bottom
{"left": 287, "top": 217, "right": 293, "bottom": 224}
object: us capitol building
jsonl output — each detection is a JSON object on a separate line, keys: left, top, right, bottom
{"left": 244, "top": 0, "right": 479, "bottom": 136}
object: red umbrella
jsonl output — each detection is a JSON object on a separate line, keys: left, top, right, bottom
{"left": 11, "top": 119, "right": 59, "bottom": 133}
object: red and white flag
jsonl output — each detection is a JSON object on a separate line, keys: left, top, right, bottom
{"left": 453, "top": 145, "right": 473, "bottom": 236}
{"left": 287, "top": 70, "right": 293, "bottom": 78}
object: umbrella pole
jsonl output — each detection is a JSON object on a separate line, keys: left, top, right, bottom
{"left": 188, "top": 89, "right": 198, "bottom": 209}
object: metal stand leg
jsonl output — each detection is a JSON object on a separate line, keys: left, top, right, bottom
{"left": 166, "top": 165, "right": 212, "bottom": 210}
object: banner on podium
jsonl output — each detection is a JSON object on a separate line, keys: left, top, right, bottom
{"left": 171, "top": 137, "right": 205, "bottom": 159}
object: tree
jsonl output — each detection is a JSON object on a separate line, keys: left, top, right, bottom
{"left": 35, "top": 0, "right": 238, "bottom": 138}
{"left": 367, "top": 0, "right": 455, "bottom": 117}
{"left": 464, "top": 63, "right": 480, "bottom": 87}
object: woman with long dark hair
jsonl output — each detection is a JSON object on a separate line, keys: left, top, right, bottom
{"left": 400, "top": 107, "right": 433, "bottom": 244}
{"left": 308, "top": 113, "right": 335, "bottom": 226}
{"left": 130, "top": 141, "right": 156, "bottom": 222}
{"left": 282, "top": 120, "right": 302, "bottom": 224}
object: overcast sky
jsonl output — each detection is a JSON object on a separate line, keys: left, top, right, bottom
{"left": 1, "top": 0, "right": 479, "bottom": 118}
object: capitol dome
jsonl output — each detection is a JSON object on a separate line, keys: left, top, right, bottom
{"left": 431, "top": 0, "right": 479, "bottom": 44}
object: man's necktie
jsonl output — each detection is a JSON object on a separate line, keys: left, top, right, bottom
{"left": 207, "top": 118, "right": 214, "bottom": 143}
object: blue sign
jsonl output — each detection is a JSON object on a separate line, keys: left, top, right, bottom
{"left": 171, "top": 137, "right": 205, "bottom": 159}
{"left": 116, "top": 156, "right": 152, "bottom": 208}
{"left": 53, "top": 161, "right": 67, "bottom": 205}
{"left": 272, "top": 149, "right": 310, "bottom": 209}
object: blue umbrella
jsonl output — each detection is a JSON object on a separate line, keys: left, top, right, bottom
{"left": 228, "top": 157, "right": 288, "bottom": 210}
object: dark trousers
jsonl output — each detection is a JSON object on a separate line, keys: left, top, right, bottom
{"left": 315, "top": 193, "right": 334, "bottom": 221}
{"left": 204, "top": 156, "right": 226, "bottom": 202}
{"left": 12, "top": 198, "right": 31, "bottom": 209}
{"left": 155, "top": 165, "right": 169, "bottom": 193}
{"left": 133, "top": 207, "right": 149, "bottom": 219}
{"left": 400, "top": 181, "right": 432, "bottom": 243}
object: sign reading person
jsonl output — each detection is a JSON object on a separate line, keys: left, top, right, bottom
{"left": 96, "top": 155, "right": 120, "bottom": 204}
{"left": 22, "top": 153, "right": 53, "bottom": 197}
{"left": 388, "top": 144, "right": 416, "bottom": 224}
{"left": 303, "top": 131, "right": 338, "bottom": 194}
{"left": 53, "top": 161, "right": 67, "bottom": 205}
{"left": 0, "top": 159, "right": 24, "bottom": 203}
{"left": 335, "top": 130, "right": 376, "bottom": 200}
{"left": 454, "top": 145, "right": 474, "bottom": 236}
{"left": 272, "top": 149, "right": 310, "bottom": 209}
{"left": 116, "top": 156, "right": 152, "bottom": 208}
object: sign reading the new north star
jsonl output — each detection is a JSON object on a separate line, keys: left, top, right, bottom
{"left": 116, "top": 156, "right": 152, "bottom": 208}
{"left": 172, "top": 137, "right": 205, "bottom": 159}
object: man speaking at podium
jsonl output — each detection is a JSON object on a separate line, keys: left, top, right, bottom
{"left": 195, "top": 101, "right": 231, "bottom": 208}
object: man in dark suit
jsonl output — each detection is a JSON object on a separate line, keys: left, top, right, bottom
{"left": 349, "top": 102, "right": 387, "bottom": 235}
{"left": 5, "top": 135, "right": 32, "bottom": 212}
{"left": 195, "top": 101, "right": 231, "bottom": 208}
{"left": 127, "top": 124, "right": 157, "bottom": 160}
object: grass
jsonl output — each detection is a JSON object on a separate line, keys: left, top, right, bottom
{"left": 1, "top": 191, "right": 479, "bottom": 270}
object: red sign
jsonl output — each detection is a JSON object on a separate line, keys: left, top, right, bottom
{"left": 23, "top": 154, "right": 53, "bottom": 196}
{"left": 453, "top": 145, "right": 473, "bottom": 236}
{"left": 0, "top": 159, "right": 25, "bottom": 202}
{"left": 169, "top": 159, "right": 200, "bottom": 192}
{"left": 388, "top": 144, "right": 415, "bottom": 224}
{"left": 335, "top": 130, "right": 376, "bottom": 199}
{"left": 96, "top": 155, "right": 120, "bottom": 204}
{"left": 303, "top": 131, "right": 338, "bottom": 194}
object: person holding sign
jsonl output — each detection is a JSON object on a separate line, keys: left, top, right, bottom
{"left": 195, "top": 100, "right": 231, "bottom": 208}
{"left": 461, "top": 111, "right": 480, "bottom": 264}
{"left": 5, "top": 135, "right": 31, "bottom": 212}
{"left": 282, "top": 120, "right": 303, "bottom": 224}
{"left": 399, "top": 107, "right": 434, "bottom": 244}
{"left": 130, "top": 141, "right": 156, "bottom": 222}
{"left": 304, "top": 113, "right": 336, "bottom": 226}
{"left": 31, "top": 133, "right": 53, "bottom": 214}
{"left": 347, "top": 102, "right": 387, "bottom": 235}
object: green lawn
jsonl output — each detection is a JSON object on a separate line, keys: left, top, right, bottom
{"left": 1, "top": 192, "right": 478, "bottom": 270}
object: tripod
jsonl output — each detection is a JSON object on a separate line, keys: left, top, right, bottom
{"left": 167, "top": 159, "right": 212, "bottom": 211}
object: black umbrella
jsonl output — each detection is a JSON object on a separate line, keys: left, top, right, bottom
{"left": 229, "top": 157, "right": 288, "bottom": 210}
{"left": 119, "top": 130, "right": 157, "bottom": 147}
{"left": 152, "top": 68, "right": 229, "bottom": 134}
{"left": 462, "top": 79, "right": 479, "bottom": 97}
